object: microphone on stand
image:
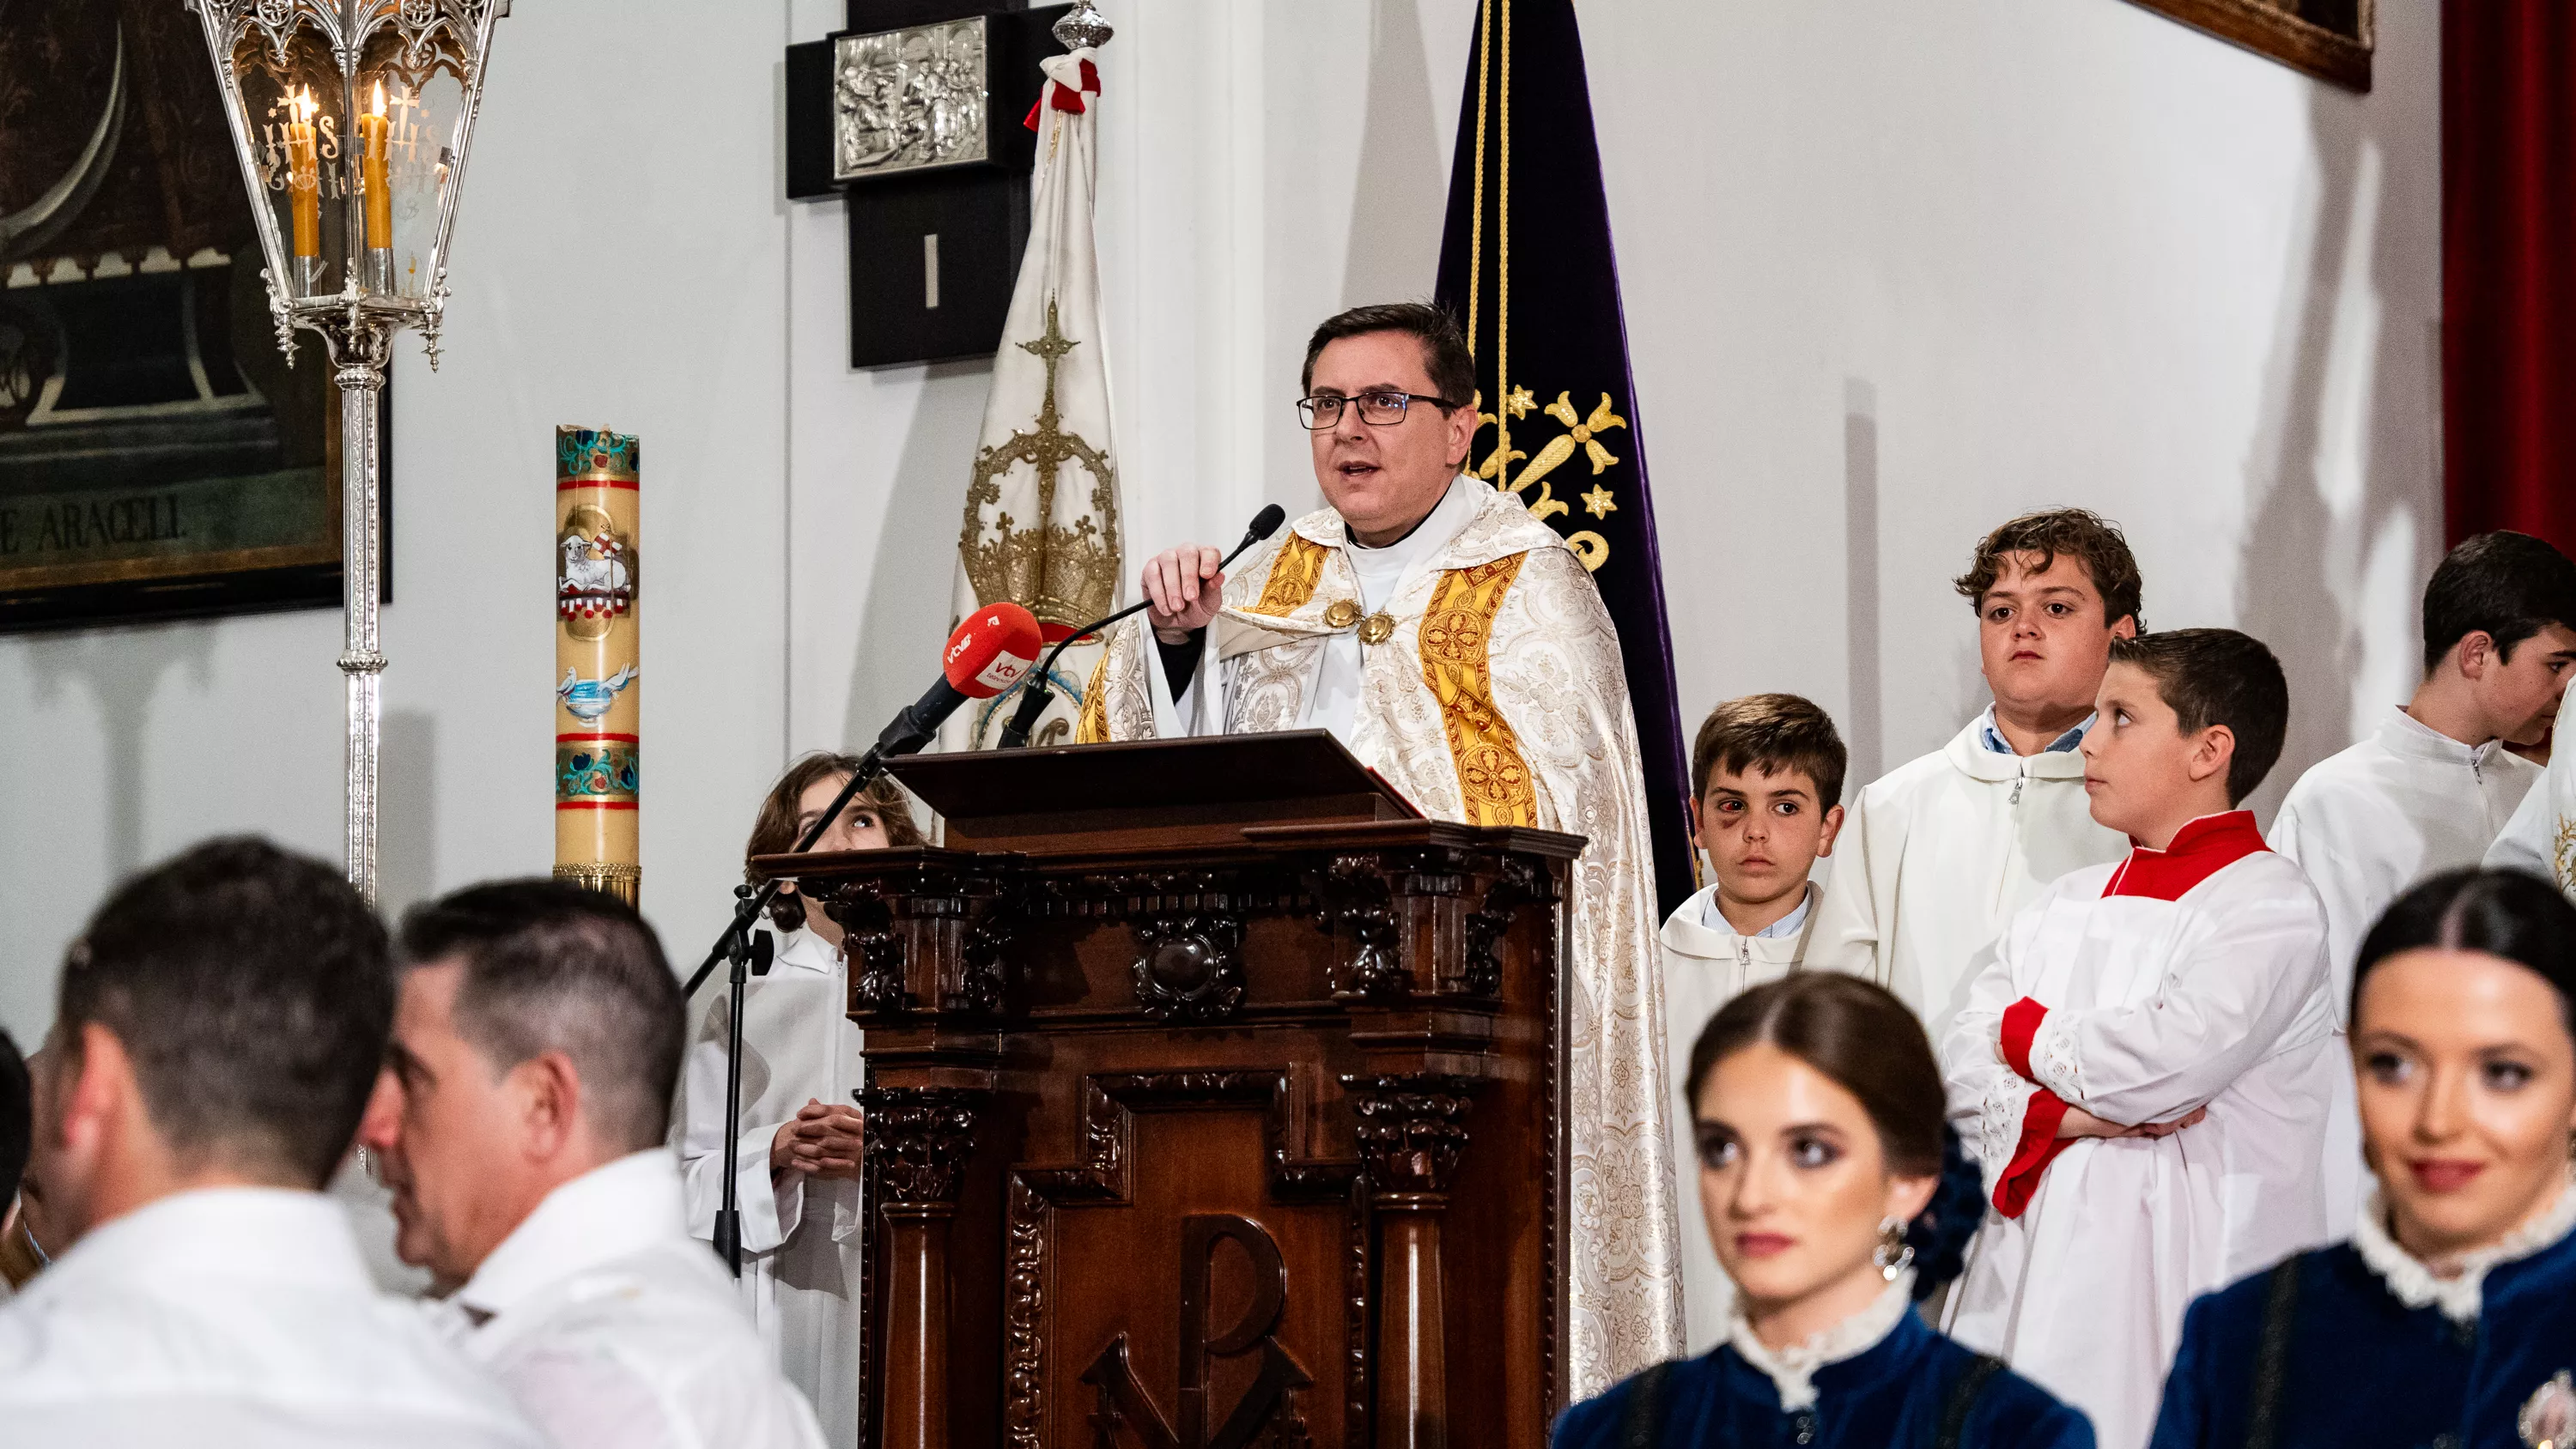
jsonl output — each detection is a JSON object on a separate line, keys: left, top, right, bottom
{"left": 995, "top": 503, "right": 1288, "bottom": 750}
{"left": 689, "top": 600, "right": 1039, "bottom": 1277}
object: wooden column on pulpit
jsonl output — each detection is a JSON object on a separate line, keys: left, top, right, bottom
{"left": 756, "top": 731, "right": 1575, "bottom": 1449}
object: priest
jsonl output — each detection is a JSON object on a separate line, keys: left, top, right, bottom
{"left": 1078, "top": 301, "right": 1683, "bottom": 1390}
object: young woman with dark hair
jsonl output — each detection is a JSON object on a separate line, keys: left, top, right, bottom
{"left": 673, "top": 752, "right": 921, "bottom": 1447}
{"left": 2151, "top": 867, "right": 2576, "bottom": 1448}
{"left": 1557, "top": 973, "right": 2092, "bottom": 1448}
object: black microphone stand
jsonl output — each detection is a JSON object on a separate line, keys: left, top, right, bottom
{"left": 689, "top": 675, "right": 959, "bottom": 1275}
{"left": 996, "top": 506, "right": 1285, "bottom": 750}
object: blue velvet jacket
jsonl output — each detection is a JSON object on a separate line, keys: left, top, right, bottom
{"left": 2150, "top": 1226, "right": 2576, "bottom": 1449}
{"left": 1554, "top": 1312, "right": 2093, "bottom": 1449}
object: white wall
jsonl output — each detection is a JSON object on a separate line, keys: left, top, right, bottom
{"left": 3, "top": 0, "right": 2442, "bottom": 1048}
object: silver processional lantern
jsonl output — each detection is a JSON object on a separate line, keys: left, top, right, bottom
{"left": 184, "top": 0, "right": 508, "bottom": 900}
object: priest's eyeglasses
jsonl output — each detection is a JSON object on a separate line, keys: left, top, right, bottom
{"left": 1295, "top": 390, "right": 1457, "bottom": 429}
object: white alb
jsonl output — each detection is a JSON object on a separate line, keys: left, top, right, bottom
{"left": 674, "top": 920, "right": 867, "bottom": 1445}
{"left": 1807, "top": 718, "right": 2126, "bottom": 1043}
{"left": 434, "top": 1149, "right": 827, "bottom": 1449}
{"left": 0, "top": 1186, "right": 543, "bottom": 1448}
{"left": 2273, "top": 705, "right": 2541, "bottom": 1234}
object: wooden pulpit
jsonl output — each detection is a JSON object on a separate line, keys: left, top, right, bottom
{"left": 757, "top": 732, "right": 1576, "bottom": 1449}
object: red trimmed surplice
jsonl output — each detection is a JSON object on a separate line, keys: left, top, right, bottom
{"left": 1990, "top": 812, "right": 2269, "bottom": 1216}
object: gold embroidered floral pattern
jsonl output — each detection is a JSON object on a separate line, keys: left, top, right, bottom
{"left": 1248, "top": 534, "right": 1332, "bottom": 617}
{"left": 1420, "top": 555, "right": 1537, "bottom": 828}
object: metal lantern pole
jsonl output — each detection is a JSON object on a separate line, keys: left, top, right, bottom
{"left": 185, "top": 0, "right": 508, "bottom": 900}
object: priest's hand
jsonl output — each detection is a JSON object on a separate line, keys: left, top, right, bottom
{"left": 1142, "top": 545, "right": 1225, "bottom": 643}
{"left": 769, "top": 1098, "right": 866, "bottom": 1182}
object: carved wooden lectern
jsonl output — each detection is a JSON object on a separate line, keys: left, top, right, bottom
{"left": 759, "top": 733, "right": 1575, "bottom": 1449}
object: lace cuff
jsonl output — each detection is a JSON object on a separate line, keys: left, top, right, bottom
{"left": 2026, "top": 1010, "right": 2084, "bottom": 1105}
{"left": 1993, "top": 1088, "right": 2074, "bottom": 1219}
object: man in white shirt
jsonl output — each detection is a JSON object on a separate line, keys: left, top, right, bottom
{"left": 361, "top": 879, "right": 827, "bottom": 1449}
{"left": 2274, "top": 530, "right": 2576, "bottom": 1230}
{"left": 1808, "top": 509, "right": 2142, "bottom": 1040}
{"left": 0, "top": 837, "right": 543, "bottom": 1449}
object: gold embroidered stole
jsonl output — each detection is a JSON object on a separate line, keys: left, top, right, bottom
{"left": 1248, "top": 534, "right": 1332, "bottom": 616}
{"left": 1420, "top": 555, "right": 1538, "bottom": 828}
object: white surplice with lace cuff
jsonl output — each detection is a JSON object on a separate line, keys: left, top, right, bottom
{"left": 1724, "top": 1270, "right": 1917, "bottom": 1413}
{"left": 2352, "top": 1178, "right": 2576, "bottom": 1325}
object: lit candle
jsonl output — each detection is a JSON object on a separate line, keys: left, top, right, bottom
{"left": 360, "top": 80, "right": 392, "bottom": 251}
{"left": 286, "top": 88, "right": 320, "bottom": 258}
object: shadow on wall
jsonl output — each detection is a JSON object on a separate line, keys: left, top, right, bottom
{"left": 2233, "top": 47, "right": 2437, "bottom": 823}
{"left": 841, "top": 359, "right": 993, "bottom": 752}
{"left": 21, "top": 623, "right": 219, "bottom": 882}
{"left": 1341, "top": 0, "right": 1447, "bottom": 307}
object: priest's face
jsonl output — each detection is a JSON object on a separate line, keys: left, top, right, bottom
{"left": 2354, "top": 946, "right": 2576, "bottom": 1262}
{"left": 1692, "top": 1043, "right": 1935, "bottom": 1343}
{"left": 1975, "top": 553, "right": 2136, "bottom": 724}
{"left": 1305, "top": 330, "right": 1477, "bottom": 548}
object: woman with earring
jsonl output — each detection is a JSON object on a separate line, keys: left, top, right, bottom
{"left": 675, "top": 753, "right": 924, "bottom": 1448}
{"left": 2150, "top": 868, "right": 2576, "bottom": 1449}
{"left": 1557, "top": 972, "right": 2092, "bottom": 1448}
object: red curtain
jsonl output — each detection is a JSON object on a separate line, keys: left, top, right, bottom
{"left": 2445, "top": 2, "right": 2576, "bottom": 550}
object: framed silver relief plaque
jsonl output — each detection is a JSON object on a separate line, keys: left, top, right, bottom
{"left": 832, "top": 16, "right": 993, "bottom": 182}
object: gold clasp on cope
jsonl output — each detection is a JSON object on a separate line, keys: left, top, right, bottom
{"left": 1324, "top": 597, "right": 1396, "bottom": 645}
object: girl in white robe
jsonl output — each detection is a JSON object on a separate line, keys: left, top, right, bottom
{"left": 675, "top": 755, "right": 920, "bottom": 1447}
{"left": 1940, "top": 811, "right": 2339, "bottom": 1449}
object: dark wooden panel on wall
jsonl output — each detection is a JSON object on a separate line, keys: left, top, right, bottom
{"left": 762, "top": 734, "right": 1576, "bottom": 1448}
{"left": 2125, "top": 0, "right": 2372, "bottom": 91}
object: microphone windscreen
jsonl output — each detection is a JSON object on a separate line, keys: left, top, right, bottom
{"left": 944, "top": 601, "right": 1044, "bottom": 699}
{"left": 1249, "top": 503, "right": 1287, "bottom": 541}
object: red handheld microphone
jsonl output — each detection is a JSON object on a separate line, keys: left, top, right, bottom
{"left": 944, "top": 602, "right": 1044, "bottom": 697}
{"left": 877, "top": 601, "right": 1043, "bottom": 755}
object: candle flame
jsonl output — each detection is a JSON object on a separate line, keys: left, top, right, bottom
{"left": 370, "top": 79, "right": 386, "bottom": 117}
{"left": 291, "top": 85, "right": 316, "bottom": 123}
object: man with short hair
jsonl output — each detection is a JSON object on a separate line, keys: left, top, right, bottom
{"left": 0, "top": 837, "right": 542, "bottom": 1448}
{"left": 1808, "top": 509, "right": 2142, "bottom": 1040}
{"left": 1077, "top": 301, "right": 1681, "bottom": 1388}
{"left": 2275, "top": 530, "right": 2576, "bottom": 1231}
{"left": 363, "top": 879, "right": 825, "bottom": 1449}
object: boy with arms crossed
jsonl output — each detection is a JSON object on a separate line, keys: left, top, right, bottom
{"left": 1810, "top": 510, "right": 2141, "bottom": 1040}
{"left": 1942, "top": 630, "right": 2336, "bottom": 1449}
{"left": 2273, "top": 530, "right": 2576, "bottom": 1230}
{"left": 1657, "top": 693, "right": 1847, "bottom": 1351}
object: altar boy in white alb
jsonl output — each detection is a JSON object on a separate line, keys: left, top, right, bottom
{"left": 2272, "top": 530, "right": 2576, "bottom": 1230}
{"left": 1658, "top": 693, "right": 1846, "bottom": 1352}
{"left": 1807, "top": 511, "right": 2139, "bottom": 1040}
{"left": 1942, "top": 629, "right": 2336, "bottom": 1449}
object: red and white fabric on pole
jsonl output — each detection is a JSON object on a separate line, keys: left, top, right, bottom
{"left": 941, "top": 47, "right": 1122, "bottom": 752}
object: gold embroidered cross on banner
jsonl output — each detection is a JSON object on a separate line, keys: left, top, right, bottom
{"left": 1469, "top": 386, "right": 1625, "bottom": 572}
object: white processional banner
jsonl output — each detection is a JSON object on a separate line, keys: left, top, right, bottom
{"left": 940, "top": 49, "right": 1121, "bottom": 752}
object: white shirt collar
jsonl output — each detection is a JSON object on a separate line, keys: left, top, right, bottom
{"left": 32, "top": 1186, "right": 371, "bottom": 1298}
{"left": 1341, "top": 477, "right": 1483, "bottom": 602}
{"left": 455, "top": 1150, "right": 685, "bottom": 1321}
{"left": 2351, "top": 1176, "right": 2576, "bottom": 1325}
{"left": 2376, "top": 704, "right": 2508, "bottom": 768}
{"left": 1725, "top": 1270, "right": 1916, "bottom": 1411}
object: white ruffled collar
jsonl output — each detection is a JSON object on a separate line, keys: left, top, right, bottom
{"left": 2352, "top": 1177, "right": 2576, "bottom": 1325}
{"left": 1725, "top": 1270, "right": 1916, "bottom": 1411}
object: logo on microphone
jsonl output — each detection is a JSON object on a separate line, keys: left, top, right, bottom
{"left": 974, "top": 651, "right": 1033, "bottom": 693}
